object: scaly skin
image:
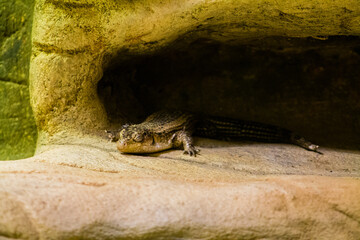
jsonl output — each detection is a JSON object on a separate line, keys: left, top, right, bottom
{"left": 114, "top": 111, "right": 199, "bottom": 156}
{"left": 108, "top": 111, "right": 320, "bottom": 156}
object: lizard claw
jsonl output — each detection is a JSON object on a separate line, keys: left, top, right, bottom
{"left": 183, "top": 146, "right": 200, "bottom": 157}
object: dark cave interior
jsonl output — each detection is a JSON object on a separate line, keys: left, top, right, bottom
{"left": 98, "top": 36, "right": 360, "bottom": 149}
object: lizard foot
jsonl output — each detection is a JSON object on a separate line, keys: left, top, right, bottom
{"left": 183, "top": 145, "right": 200, "bottom": 157}
{"left": 105, "top": 130, "right": 120, "bottom": 142}
{"left": 291, "top": 134, "right": 321, "bottom": 154}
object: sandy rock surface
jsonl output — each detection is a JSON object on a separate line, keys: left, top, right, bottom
{"left": 1, "top": 138, "right": 359, "bottom": 239}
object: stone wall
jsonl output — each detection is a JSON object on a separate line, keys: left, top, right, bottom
{"left": 0, "top": 0, "right": 37, "bottom": 160}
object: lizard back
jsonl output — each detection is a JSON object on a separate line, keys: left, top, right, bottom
{"left": 143, "top": 110, "right": 196, "bottom": 134}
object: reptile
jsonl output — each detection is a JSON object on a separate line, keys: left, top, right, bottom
{"left": 107, "top": 110, "right": 320, "bottom": 156}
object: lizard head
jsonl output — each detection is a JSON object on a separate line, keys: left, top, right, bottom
{"left": 116, "top": 125, "right": 155, "bottom": 153}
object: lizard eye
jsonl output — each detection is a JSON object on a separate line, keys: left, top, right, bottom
{"left": 133, "top": 134, "right": 144, "bottom": 142}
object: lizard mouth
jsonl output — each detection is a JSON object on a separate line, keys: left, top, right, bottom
{"left": 116, "top": 140, "right": 148, "bottom": 153}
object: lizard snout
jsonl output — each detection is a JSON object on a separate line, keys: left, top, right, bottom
{"left": 116, "top": 140, "right": 127, "bottom": 152}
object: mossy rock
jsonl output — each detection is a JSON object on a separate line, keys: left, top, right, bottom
{"left": 0, "top": 0, "right": 37, "bottom": 160}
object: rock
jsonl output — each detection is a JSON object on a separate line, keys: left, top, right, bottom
{"left": 29, "top": 0, "right": 360, "bottom": 140}
{"left": 0, "top": 0, "right": 37, "bottom": 160}
{"left": 0, "top": 141, "right": 359, "bottom": 239}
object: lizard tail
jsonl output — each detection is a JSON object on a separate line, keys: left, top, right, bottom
{"left": 195, "top": 116, "right": 320, "bottom": 152}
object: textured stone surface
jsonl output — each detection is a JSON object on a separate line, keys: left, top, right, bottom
{"left": 0, "top": 82, "right": 37, "bottom": 160}
{"left": 0, "top": 0, "right": 37, "bottom": 160}
{"left": 0, "top": 139, "right": 359, "bottom": 239}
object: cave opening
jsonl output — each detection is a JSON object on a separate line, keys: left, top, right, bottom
{"left": 97, "top": 36, "right": 360, "bottom": 150}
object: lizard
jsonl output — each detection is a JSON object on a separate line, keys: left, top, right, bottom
{"left": 106, "top": 110, "right": 320, "bottom": 156}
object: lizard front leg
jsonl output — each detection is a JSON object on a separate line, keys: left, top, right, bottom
{"left": 171, "top": 130, "right": 199, "bottom": 156}
{"left": 105, "top": 130, "right": 120, "bottom": 142}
